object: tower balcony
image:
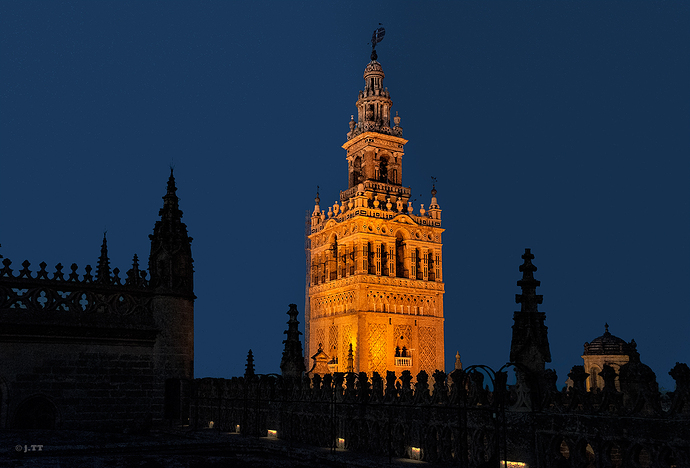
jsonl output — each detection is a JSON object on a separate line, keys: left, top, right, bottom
{"left": 340, "top": 180, "right": 411, "bottom": 202}
{"left": 395, "top": 357, "right": 412, "bottom": 367}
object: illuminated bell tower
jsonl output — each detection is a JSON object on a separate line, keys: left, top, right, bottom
{"left": 306, "top": 47, "right": 445, "bottom": 378}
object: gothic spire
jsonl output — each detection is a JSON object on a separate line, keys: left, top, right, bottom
{"left": 96, "top": 232, "right": 111, "bottom": 283}
{"left": 280, "top": 304, "right": 306, "bottom": 379}
{"left": 245, "top": 349, "right": 255, "bottom": 379}
{"left": 148, "top": 169, "right": 194, "bottom": 296}
{"left": 510, "top": 248, "right": 551, "bottom": 372}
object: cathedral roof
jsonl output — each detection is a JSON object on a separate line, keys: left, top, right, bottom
{"left": 583, "top": 323, "right": 636, "bottom": 356}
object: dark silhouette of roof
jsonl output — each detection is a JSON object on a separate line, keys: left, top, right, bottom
{"left": 583, "top": 323, "right": 636, "bottom": 356}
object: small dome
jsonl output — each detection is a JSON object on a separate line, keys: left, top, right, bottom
{"left": 583, "top": 324, "right": 636, "bottom": 356}
{"left": 364, "top": 60, "right": 384, "bottom": 77}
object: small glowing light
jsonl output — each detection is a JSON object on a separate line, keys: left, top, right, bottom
{"left": 208, "top": 421, "right": 214, "bottom": 429}
{"left": 236, "top": 424, "right": 240, "bottom": 433}
{"left": 410, "top": 447, "right": 422, "bottom": 460}
{"left": 267, "top": 429, "right": 278, "bottom": 438}
{"left": 337, "top": 438, "right": 345, "bottom": 449}
{"left": 500, "top": 462, "right": 528, "bottom": 468}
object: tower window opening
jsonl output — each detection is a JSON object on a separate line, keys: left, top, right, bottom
{"left": 415, "top": 248, "right": 423, "bottom": 280}
{"left": 396, "top": 235, "right": 406, "bottom": 278}
{"left": 330, "top": 239, "right": 338, "bottom": 281}
{"left": 368, "top": 242, "right": 376, "bottom": 275}
{"left": 379, "top": 158, "right": 388, "bottom": 183}
{"left": 381, "top": 244, "right": 389, "bottom": 276}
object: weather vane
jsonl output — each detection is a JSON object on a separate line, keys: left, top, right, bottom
{"left": 369, "top": 24, "right": 385, "bottom": 60}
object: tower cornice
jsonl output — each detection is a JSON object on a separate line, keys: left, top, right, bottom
{"left": 342, "top": 131, "right": 408, "bottom": 153}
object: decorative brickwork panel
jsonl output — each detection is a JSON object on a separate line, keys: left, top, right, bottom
{"left": 329, "top": 325, "right": 338, "bottom": 360}
{"left": 341, "top": 324, "right": 353, "bottom": 369}
{"left": 419, "top": 327, "right": 436, "bottom": 374}
{"left": 368, "top": 323, "right": 387, "bottom": 375}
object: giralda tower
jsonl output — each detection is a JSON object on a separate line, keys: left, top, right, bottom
{"left": 306, "top": 45, "right": 445, "bottom": 377}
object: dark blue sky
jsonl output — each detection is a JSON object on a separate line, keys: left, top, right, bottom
{"left": 2, "top": 2, "right": 688, "bottom": 390}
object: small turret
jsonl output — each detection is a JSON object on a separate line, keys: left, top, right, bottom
{"left": 427, "top": 184, "right": 442, "bottom": 220}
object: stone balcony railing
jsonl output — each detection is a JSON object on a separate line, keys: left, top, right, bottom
{"left": 395, "top": 357, "right": 412, "bottom": 367}
{"left": 340, "top": 180, "right": 411, "bottom": 202}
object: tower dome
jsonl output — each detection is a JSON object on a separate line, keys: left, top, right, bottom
{"left": 583, "top": 323, "right": 636, "bottom": 356}
{"left": 581, "top": 323, "right": 637, "bottom": 392}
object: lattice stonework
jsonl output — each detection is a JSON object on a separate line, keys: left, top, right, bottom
{"left": 368, "top": 323, "right": 387, "bottom": 375}
{"left": 419, "top": 327, "right": 436, "bottom": 374}
{"left": 313, "top": 328, "right": 325, "bottom": 354}
{"left": 341, "top": 324, "right": 353, "bottom": 368}
{"left": 329, "top": 325, "right": 338, "bottom": 359}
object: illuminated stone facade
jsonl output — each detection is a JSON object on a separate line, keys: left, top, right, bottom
{"left": 306, "top": 53, "right": 445, "bottom": 377}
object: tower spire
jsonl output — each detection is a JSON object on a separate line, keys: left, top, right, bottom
{"left": 96, "top": 232, "right": 111, "bottom": 283}
{"left": 148, "top": 169, "right": 194, "bottom": 296}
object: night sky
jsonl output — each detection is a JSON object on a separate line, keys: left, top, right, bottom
{"left": 2, "top": 2, "right": 688, "bottom": 390}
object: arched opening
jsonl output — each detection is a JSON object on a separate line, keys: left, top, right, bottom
{"left": 367, "top": 242, "right": 376, "bottom": 275}
{"left": 395, "top": 233, "right": 406, "bottom": 278}
{"left": 636, "top": 446, "right": 652, "bottom": 468}
{"left": 608, "top": 443, "right": 623, "bottom": 468}
{"left": 428, "top": 252, "right": 435, "bottom": 281}
{"left": 13, "top": 396, "right": 56, "bottom": 429}
{"left": 589, "top": 366, "right": 602, "bottom": 392}
{"left": 584, "top": 443, "right": 596, "bottom": 468}
{"left": 351, "top": 156, "right": 362, "bottom": 187}
{"left": 379, "top": 157, "right": 388, "bottom": 183}
{"left": 330, "top": 236, "right": 338, "bottom": 281}
{"left": 381, "top": 243, "right": 389, "bottom": 276}
{"left": 414, "top": 248, "right": 423, "bottom": 280}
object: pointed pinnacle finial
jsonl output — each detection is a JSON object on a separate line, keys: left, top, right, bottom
{"left": 167, "top": 168, "right": 176, "bottom": 195}
{"left": 96, "top": 232, "right": 111, "bottom": 283}
{"left": 515, "top": 248, "right": 543, "bottom": 313}
{"left": 315, "top": 186, "right": 320, "bottom": 205}
{"left": 605, "top": 322, "right": 610, "bottom": 334}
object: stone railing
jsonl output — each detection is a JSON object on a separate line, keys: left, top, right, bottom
{"left": 0, "top": 257, "right": 153, "bottom": 317}
{"left": 191, "top": 364, "right": 690, "bottom": 467}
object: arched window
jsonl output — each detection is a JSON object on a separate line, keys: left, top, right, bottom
{"left": 415, "top": 248, "right": 423, "bottom": 280}
{"left": 379, "top": 158, "right": 388, "bottom": 183}
{"left": 351, "top": 156, "right": 362, "bottom": 187}
{"left": 428, "top": 252, "right": 435, "bottom": 281}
